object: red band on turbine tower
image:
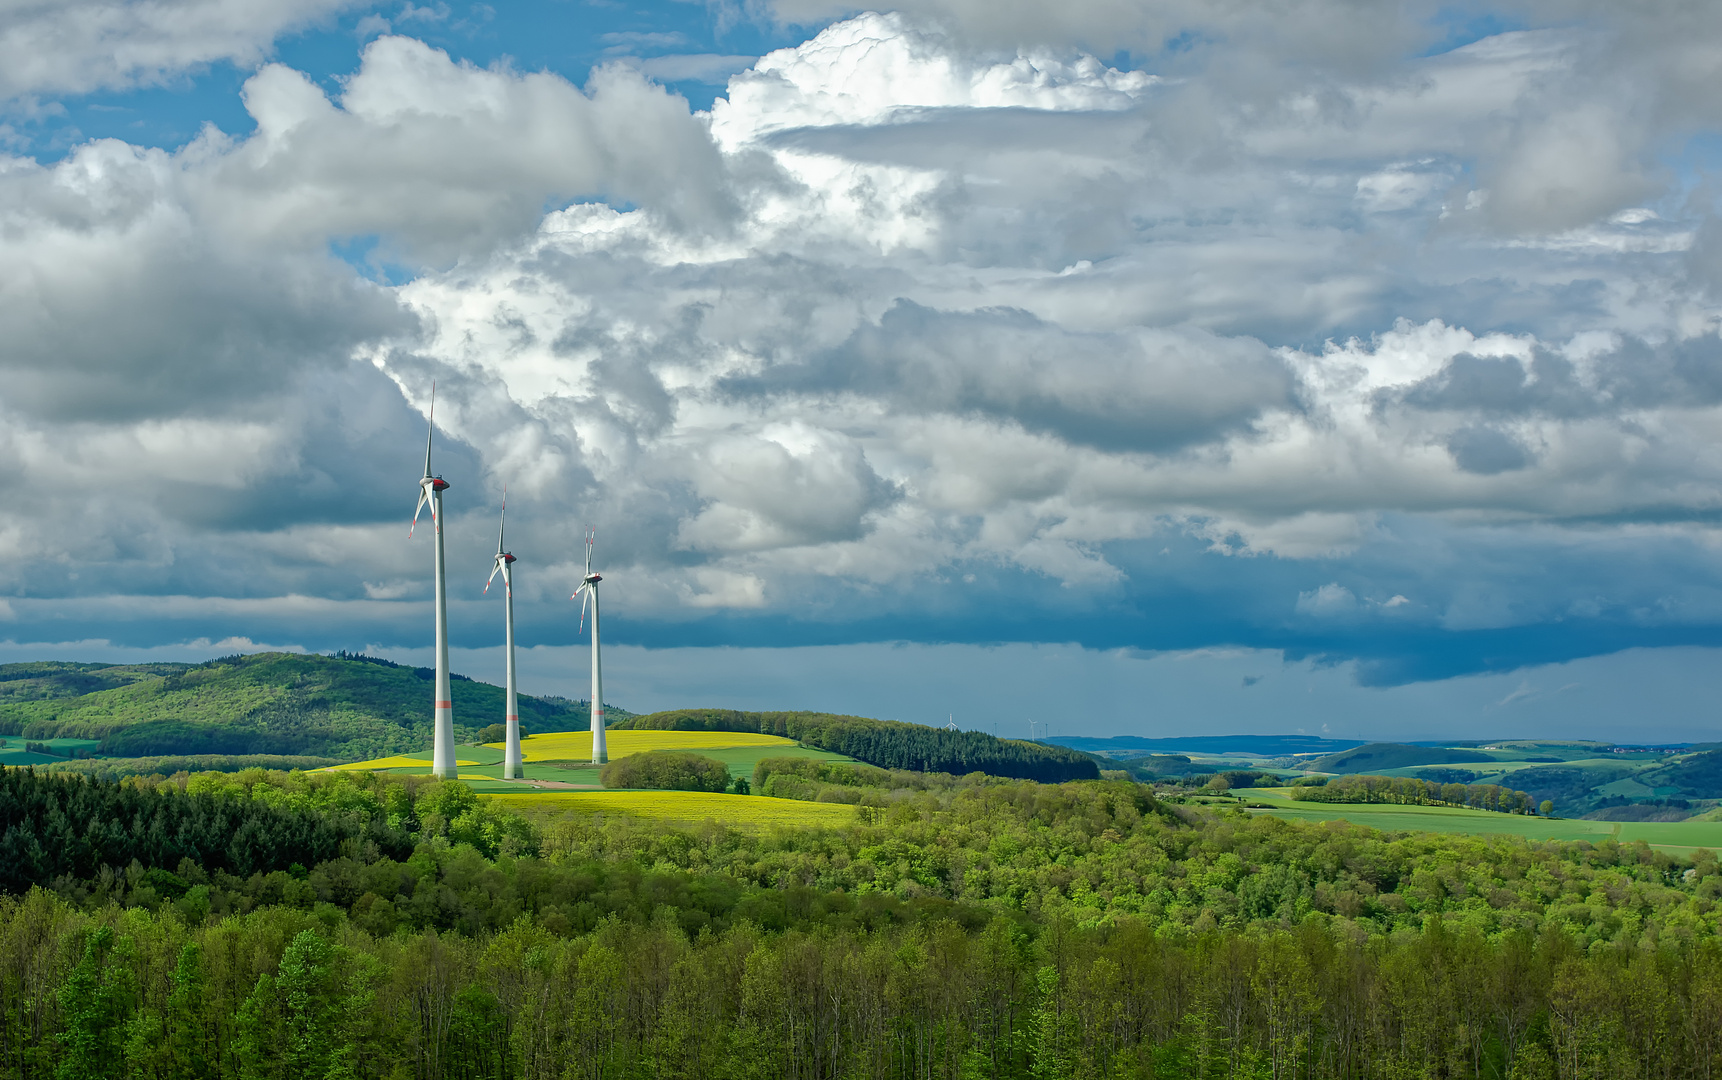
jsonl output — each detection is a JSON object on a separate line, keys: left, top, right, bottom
{"left": 435, "top": 701, "right": 452, "bottom": 709}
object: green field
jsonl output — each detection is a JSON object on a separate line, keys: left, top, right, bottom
{"left": 1246, "top": 790, "right": 1722, "bottom": 853}
{"left": 329, "top": 730, "right": 859, "bottom": 795}
{"left": 0, "top": 738, "right": 101, "bottom": 766}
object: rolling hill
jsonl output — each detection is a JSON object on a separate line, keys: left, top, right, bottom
{"left": 614, "top": 708, "right": 1101, "bottom": 782}
{"left": 1052, "top": 734, "right": 1364, "bottom": 757}
{"left": 0, "top": 653, "right": 630, "bottom": 761}
{"left": 1306, "top": 742, "right": 1495, "bottom": 773}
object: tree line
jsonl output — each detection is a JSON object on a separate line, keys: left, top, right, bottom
{"left": 1291, "top": 774, "right": 1540, "bottom": 814}
{"left": 7, "top": 885, "right": 1722, "bottom": 1080}
{"left": 613, "top": 709, "right": 1100, "bottom": 783}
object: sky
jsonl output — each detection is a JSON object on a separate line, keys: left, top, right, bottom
{"left": 4, "top": 0, "right": 1722, "bottom": 742}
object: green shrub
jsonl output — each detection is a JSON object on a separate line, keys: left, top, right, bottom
{"left": 600, "top": 751, "right": 730, "bottom": 792}
{"left": 753, "top": 756, "right": 892, "bottom": 790}
{"left": 471, "top": 723, "right": 527, "bottom": 745}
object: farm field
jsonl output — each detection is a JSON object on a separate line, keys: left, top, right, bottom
{"left": 0, "top": 738, "right": 101, "bottom": 766}
{"left": 1246, "top": 790, "right": 1722, "bottom": 853}
{"left": 326, "top": 729, "right": 857, "bottom": 784}
{"left": 510, "top": 730, "right": 796, "bottom": 762}
{"left": 485, "top": 790, "right": 858, "bottom": 829}
{"left": 326, "top": 754, "right": 485, "bottom": 772}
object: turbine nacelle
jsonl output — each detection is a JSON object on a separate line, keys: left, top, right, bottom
{"left": 411, "top": 383, "right": 450, "bottom": 540}
{"left": 583, "top": 572, "right": 602, "bottom": 584}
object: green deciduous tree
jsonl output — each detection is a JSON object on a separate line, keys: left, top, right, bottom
{"left": 57, "top": 926, "right": 136, "bottom": 1080}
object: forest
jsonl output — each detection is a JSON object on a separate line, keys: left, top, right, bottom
{"left": 1290, "top": 774, "right": 1540, "bottom": 814}
{"left": 0, "top": 765, "right": 1719, "bottom": 1077}
{"left": 613, "top": 708, "right": 1100, "bottom": 783}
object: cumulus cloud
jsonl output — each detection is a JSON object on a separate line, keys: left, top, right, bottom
{"left": 206, "top": 37, "right": 737, "bottom": 262}
{"left": 0, "top": 0, "right": 360, "bottom": 100}
{"left": 6, "top": 3, "right": 1722, "bottom": 684}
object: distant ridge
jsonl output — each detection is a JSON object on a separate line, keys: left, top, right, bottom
{"left": 0, "top": 653, "right": 631, "bottom": 761}
{"left": 1048, "top": 734, "right": 1366, "bottom": 757}
{"left": 1307, "top": 742, "right": 1494, "bottom": 773}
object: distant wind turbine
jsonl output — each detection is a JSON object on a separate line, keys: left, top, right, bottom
{"left": 485, "top": 489, "right": 522, "bottom": 780}
{"left": 572, "top": 528, "right": 608, "bottom": 765}
{"left": 410, "top": 381, "right": 456, "bottom": 780}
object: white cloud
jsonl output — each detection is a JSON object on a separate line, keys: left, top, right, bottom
{"left": 202, "top": 37, "right": 736, "bottom": 262}
{"left": 1296, "top": 582, "right": 1358, "bottom": 616}
{"left": 710, "top": 11, "right": 1153, "bottom": 148}
{"left": 0, "top": 0, "right": 361, "bottom": 100}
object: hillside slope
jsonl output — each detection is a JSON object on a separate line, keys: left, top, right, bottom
{"left": 0, "top": 653, "right": 626, "bottom": 761}
{"left": 614, "top": 708, "right": 1100, "bottom": 782}
{"left": 1309, "top": 742, "right": 1494, "bottom": 773}
{"left": 1054, "top": 734, "right": 1364, "bottom": 756}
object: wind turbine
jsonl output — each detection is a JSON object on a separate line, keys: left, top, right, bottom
{"left": 410, "top": 381, "right": 457, "bottom": 780}
{"left": 572, "top": 528, "right": 608, "bottom": 765}
{"left": 486, "top": 490, "right": 522, "bottom": 780}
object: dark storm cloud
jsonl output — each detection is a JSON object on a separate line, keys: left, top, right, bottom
{"left": 726, "top": 300, "right": 1295, "bottom": 453}
{"left": 1445, "top": 426, "right": 1533, "bottom": 475}
{"left": 1393, "top": 336, "right": 1722, "bottom": 422}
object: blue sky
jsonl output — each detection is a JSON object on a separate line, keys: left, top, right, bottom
{"left": 16, "top": 2, "right": 793, "bottom": 159}
{"left": 4, "top": 0, "right": 1722, "bottom": 742}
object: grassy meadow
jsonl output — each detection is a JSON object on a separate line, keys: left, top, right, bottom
{"left": 325, "top": 729, "right": 864, "bottom": 814}
{"left": 0, "top": 737, "right": 100, "bottom": 766}
{"left": 1245, "top": 787, "right": 1722, "bottom": 853}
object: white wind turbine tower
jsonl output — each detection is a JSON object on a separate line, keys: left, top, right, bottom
{"left": 485, "top": 490, "right": 522, "bottom": 780}
{"left": 572, "top": 528, "right": 608, "bottom": 765}
{"left": 410, "top": 382, "right": 457, "bottom": 780}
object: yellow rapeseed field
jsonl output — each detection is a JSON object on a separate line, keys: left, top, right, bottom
{"left": 500, "top": 730, "right": 798, "bottom": 762}
{"left": 327, "top": 730, "right": 806, "bottom": 775}
{"left": 325, "top": 755, "right": 482, "bottom": 771}
{"left": 486, "top": 790, "right": 856, "bottom": 829}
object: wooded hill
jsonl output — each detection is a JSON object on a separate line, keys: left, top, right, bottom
{"left": 613, "top": 708, "right": 1101, "bottom": 782}
{"left": 2, "top": 765, "right": 1721, "bottom": 1079}
{"left": 1306, "top": 742, "right": 1496, "bottom": 773}
{"left": 0, "top": 653, "right": 628, "bottom": 761}
{"left": 1305, "top": 743, "right": 1722, "bottom": 820}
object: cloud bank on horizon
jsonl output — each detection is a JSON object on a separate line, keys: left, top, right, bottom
{"left": 4, "top": 0, "right": 1722, "bottom": 736}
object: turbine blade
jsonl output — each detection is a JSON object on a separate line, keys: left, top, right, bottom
{"left": 421, "top": 380, "right": 437, "bottom": 479}
{"left": 410, "top": 487, "right": 429, "bottom": 538}
{"left": 496, "top": 486, "right": 507, "bottom": 553}
{"left": 485, "top": 561, "right": 502, "bottom": 594}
